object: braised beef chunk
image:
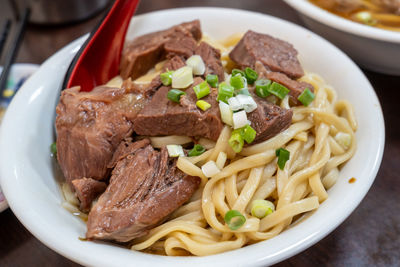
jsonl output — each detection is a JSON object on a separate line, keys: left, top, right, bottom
{"left": 229, "top": 30, "right": 304, "bottom": 79}
{"left": 195, "top": 42, "right": 225, "bottom": 81}
{"left": 255, "top": 61, "right": 314, "bottom": 106}
{"left": 124, "top": 56, "right": 187, "bottom": 99}
{"left": 86, "top": 139, "right": 200, "bottom": 242}
{"left": 120, "top": 20, "right": 202, "bottom": 80}
{"left": 248, "top": 99, "right": 293, "bottom": 144}
{"left": 133, "top": 77, "right": 224, "bottom": 141}
{"left": 56, "top": 86, "right": 144, "bottom": 187}
{"left": 71, "top": 178, "right": 107, "bottom": 212}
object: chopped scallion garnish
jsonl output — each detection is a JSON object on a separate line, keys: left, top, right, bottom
{"left": 217, "top": 82, "right": 234, "bottom": 103}
{"left": 167, "top": 89, "right": 186, "bottom": 103}
{"left": 224, "top": 210, "right": 246, "bottom": 230}
{"left": 50, "top": 142, "right": 57, "bottom": 155}
{"left": 355, "top": 11, "right": 377, "bottom": 26}
{"left": 196, "top": 100, "right": 211, "bottom": 111}
{"left": 188, "top": 144, "right": 206, "bottom": 157}
{"left": 219, "top": 101, "right": 233, "bottom": 126}
{"left": 160, "top": 71, "right": 174, "bottom": 86}
{"left": 186, "top": 55, "right": 206, "bottom": 75}
{"left": 275, "top": 148, "right": 290, "bottom": 170}
{"left": 230, "top": 74, "right": 246, "bottom": 89}
{"left": 201, "top": 160, "right": 220, "bottom": 177}
{"left": 231, "top": 69, "right": 245, "bottom": 77}
{"left": 240, "top": 125, "right": 257, "bottom": 144}
{"left": 229, "top": 131, "right": 244, "bottom": 153}
{"left": 171, "top": 66, "right": 193, "bottom": 88}
{"left": 297, "top": 88, "right": 315, "bottom": 106}
{"left": 268, "top": 82, "right": 290, "bottom": 99}
{"left": 235, "top": 88, "right": 251, "bottom": 96}
{"left": 193, "top": 81, "right": 210, "bottom": 99}
{"left": 255, "top": 79, "right": 271, "bottom": 98}
{"left": 235, "top": 94, "right": 257, "bottom": 113}
{"left": 166, "top": 145, "right": 185, "bottom": 157}
{"left": 232, "top": 110, "right": 248, "bottom": 129}
{"left": 206, "top": 74, "right": 219, "bottom": 88}
{"left": 250, "top": 199, "right": 275, "bottom": 219}
{"left": 244, "top": 67, "right": 258, "bottom": 84}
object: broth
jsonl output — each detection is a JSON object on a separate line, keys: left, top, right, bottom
{"left": 310, "top": 0, "right": 400, "bottom": 31}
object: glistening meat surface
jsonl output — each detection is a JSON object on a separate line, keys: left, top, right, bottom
{"left": 86, "top": 139, "right": 200, "bottom": 242}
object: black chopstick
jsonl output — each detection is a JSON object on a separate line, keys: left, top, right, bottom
{"left": 0, "top": 8, "right": 30, "bottom": 100}
{"left": 0, "top": 19, "right": 12, "bottom": 60}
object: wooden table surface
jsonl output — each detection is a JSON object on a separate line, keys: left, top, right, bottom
{"left": 0, "top": 0, "right": 399, "bottom": 266}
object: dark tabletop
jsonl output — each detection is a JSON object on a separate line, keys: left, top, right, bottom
{"left": 0, "top": 0, "right": 399, "bottom": 266}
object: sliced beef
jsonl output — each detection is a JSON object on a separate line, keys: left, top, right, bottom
{"left": 86, "top": 139, "right": 200, "bottom": 242}
{"left": 164, "top": 34, "right": 198, "bottom": 59}
{"left": 56, "top": 86, "right": 145, "bottom": 207}
{"left": 229, "top": 30, "right": 304, "bottom": 79}
{"left": 133, "top": 77, "right": 224, "bottom": 141}
{"left": 248, "top": 99, "right": 293, "bottom": 144}
{"left": 120, "top": 20, "right": 202, "bottom": 80}
{"left": 123, "top": 55, "right": 186, "bottom": 99}
{"left": 195, "top": 42, "right": 225, "bottom": 81}
{"left": 255, "top": 61, "right": 314, "bottom": 106}
{"left": 71, "top": 178, "right": 107, "bottom": 212}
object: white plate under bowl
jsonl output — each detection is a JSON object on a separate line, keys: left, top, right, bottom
{"left": 0, "top": 7, "right": 384, "bottom": 267}
{"left": 0, "top": 63, "right": 39, "bottom": 213}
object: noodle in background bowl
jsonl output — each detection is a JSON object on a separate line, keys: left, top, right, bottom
{"left": 284, "top": 0, "right": 400, "bottom": 76}
{"left": 0, "top": 7, "right": 384, "bottom": 266}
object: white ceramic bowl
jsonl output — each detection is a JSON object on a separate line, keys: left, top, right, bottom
{"left": 284, "top": 0, "right": 400, "bottom": 75}
{"left": 0, "top": 7, "right": 384, "bottom": 267}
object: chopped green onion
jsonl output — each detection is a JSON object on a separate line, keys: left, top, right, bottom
{"left": 167, "top": 89, "right": 186, "bottom": 103}
{"left": 50, "top": 142, "right": 57, "bottom": 155}
{"left": 196, "top": 100, "right": 211, "bottom": 111}
{"left": 206, "top": 74, "right": 219, "bottom": 88}
{"left": 217, "top": 82, "right": 234, "bottom": 103}
{"left": 355, "top": 11, "right": 377, "bottom": 26}
{"left": 219, "top": 101, "right": 233, "bottom": 126}
{"left": 240, "top": 125, "right": 257, "bottom": 144}
{"left": 236, "top": 94, "right": 257, "bottom": 113}
{"left": 172, "top": 66, "right": 193, "bottom": 88}
{"left": 231, "top": 69, "right": 245, "bottom": 77}
{"left": 255, "top": 79, "right": 271, "bottom": 98}
{"left": 224, "top": 210, "right": 246, "bottom": 230}
{"left": 193, "top": 81, "right": 210, "bottom": 99}
{"left": 230, "top": 74, "right": 246, "bottom": 89}
{"left": 297, "top": 88, "right": 315, "bottom": 106}
{"left": 244, "top": 67, "right": 258, "bottom": 84}
{"left": 160, "top": 71, "right": 174, "bottom": 86}
{"left": 275, "top": 148, "right": 290, "bottom": 170}
{"left": 202, "top": 160, "right": 220, "bottom": 177}
{"left": 251, "top": 199, "right": 275, "bottom": 218}
{"left": 232, "top": 110, "right": 248, "bottom": 129}
{"left": 229, "top": 131, "right": 244, "bottom": 153}
{"left": 268, "top": 82, "right": 290, "bottom": 99}
{"left": 188, "top": 144, "right": 206, "bottom": 157}
{"left": 186, "top": 55, "right": 205, "bottom": 75}
{"left": 335, "top": 132, "right": 351, "bottom": 149}
{"left": 235, "top": 88, "right": 251, "bottom": 96}
{"left": 166, "top": 145, "right": 185, "bottom": 157}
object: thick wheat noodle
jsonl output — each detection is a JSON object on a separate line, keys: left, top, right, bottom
{"left": 58, "top": 33, "right": 358, "bottom": 256}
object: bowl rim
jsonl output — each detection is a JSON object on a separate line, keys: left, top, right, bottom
{"left": 284, "top": 0, "right": 400, "bottom": 43}
{"left": 0, "top": 7, "right": 385, "bottom": 267}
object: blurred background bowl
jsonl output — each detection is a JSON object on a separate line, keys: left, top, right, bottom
{"left": 284, "top": 0, "right": 400, "bottom": 76}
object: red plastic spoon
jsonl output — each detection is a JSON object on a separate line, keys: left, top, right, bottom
{"left": 63, "top": 0, "right": 139, "bottom": 92}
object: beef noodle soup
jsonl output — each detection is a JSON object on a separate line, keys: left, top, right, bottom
{"left": 55, "top": 20, "right": 357, "bottom": 256}
{"left": 310, "top": 0, "right": 400, "bottom": 31}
